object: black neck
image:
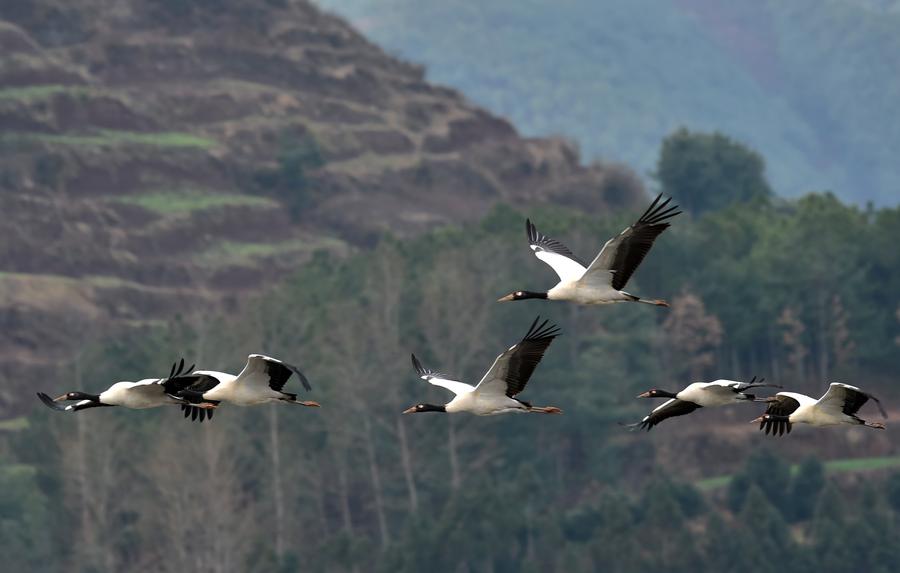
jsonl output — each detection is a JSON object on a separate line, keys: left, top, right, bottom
{"left": 420, "top": 404, "right": 447, "bottom": 413}
{"left": 520, "top": 291, "right": 548, "bottom": 300}
{"left": 650, "top": 390, "right": 678, "bottom": 399}
{"left": 72, "top": 392, "right": 102, "bottom": 402}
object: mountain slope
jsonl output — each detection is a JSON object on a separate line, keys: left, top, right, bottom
{"left": 0, "top": 0, "right": 637, "bottom": 416}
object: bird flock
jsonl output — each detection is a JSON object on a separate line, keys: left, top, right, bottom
{"left": 38, "top": 194, "right": 887, "bottom": 437}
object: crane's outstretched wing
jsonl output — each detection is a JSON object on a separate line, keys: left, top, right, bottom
{"left": 818, "top": 382, "right": 887, "bottom": 419}
{"left": 474, "top": 317, "right": 561, "bottom": 398}
{"left": 623, "top": 399, "right": 702, "bottom": 432}
{"left": 583, "top": 194, "right": 681, "bottom": 290}
{"left": 233, "top": 354, "right": 312, "bottom": 393}
{"left": 526, "top": 219, "right": 587, "bottom": 283}
{"left": 411, "top": 354, "right": 474, "bottom": 396}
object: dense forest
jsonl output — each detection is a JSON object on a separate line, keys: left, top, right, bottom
{"left": 3, "top": 131, "right": 900, "bottom": 571}
{"left": 318, "top": 0, "right": 900, "bottom": 205}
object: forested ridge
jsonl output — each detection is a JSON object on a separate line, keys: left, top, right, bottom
{"left": 5, "top": 182, "right": 900, "bottom": 571}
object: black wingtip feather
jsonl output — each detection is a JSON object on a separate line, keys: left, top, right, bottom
{"left": 637, "top": 195, "right": 682, "bottom": 226}
{"left": 411, "top": 353, "right": 449, "bottom": 379}
{"left": 525, "top": 219, "right": 586, "bottom": 265}
{"left": 523, "top": 315, "right": 562, "bottom": 342}
{"left": 168, "top": 357, "right": 194, "bottom": 381}
{"left": 411, "top": 353, "right": 425, "bottom": 376}
{"left": 286, "top": 362, "right": 312, "bottom": 392}
{"left": 869, "top": 393, "right": 888, "bottom": 419}
{"left": 639, "top": 193, "right": 664, "bottom": 221}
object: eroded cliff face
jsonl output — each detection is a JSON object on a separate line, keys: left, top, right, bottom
{"left": 0, "top": 0, "right": 640, "bottom": 415}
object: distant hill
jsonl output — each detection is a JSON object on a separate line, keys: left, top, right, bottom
{"left": 318, "top": 0, "right": 900, "bottom": 205}
{"left": 0, "top": 0, "right": 637, "bottom": 416}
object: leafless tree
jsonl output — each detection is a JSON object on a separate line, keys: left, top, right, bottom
{"left": 778, "top": 306, "right": 808, "bottom": 382}
{"left": 662, "top": 290, "right": 723, "bottom": 380}
{"left": 829, "top": 294, "right": 855, "bottom": 371}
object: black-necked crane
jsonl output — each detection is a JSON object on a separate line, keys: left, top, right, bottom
{"left": 173, "top": 354, "right": 319, "bottom": 409}
{"left": 498, "top": 194, "right": 680, "bottom": 306}
{"left": 36, "top": 359, "right": 218, "bottom": 422}
{"left": 627, "top": 377, "right": 777, "bottom": 431}
{"left": 752, "top": 383, "right": 887, "bottom": 436}
{"left": 403, "top": 317, "right": 562, "bottom": 416}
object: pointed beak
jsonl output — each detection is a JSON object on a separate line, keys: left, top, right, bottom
{"left": 298, "top": 401, "right": 320, "bottom": 408}
{"left": 402, "top": 406, "right": 417, "bottom": 414}
{"left": 198, "top": 402, "right": 218, "bottom": 409}
{"left": 54, "top": 394, "right": 69, "bottom": 402}
{"left": 497, "top": 293, "right": 515, "bottom": 302}
{"left": 636, "top": 391, "right": 651, "bottom": 399}
{"left": 750, "top": 416, "right": 765, "bottom": 424}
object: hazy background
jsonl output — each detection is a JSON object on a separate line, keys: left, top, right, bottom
{"left": 0, "top": 0, "right": 899, "bottom": 571}
{"left": 321, "top": 0, "right": 900, "bottom": 206}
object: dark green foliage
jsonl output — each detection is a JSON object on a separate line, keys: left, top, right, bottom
{"left": 642, "top": 476, "right": 706, "bottom": 519}
{"left": 810, "top": 484, "right": 856, "bottom": 572}
{"left": 737, "top": 486, "right": 795, "bottom": 572}
{"left": 788, "top": 457, "right": 825, "bottom": 522}
{"left": 637, "top": 480, "right": 703, "bottom": 572}
{"left": 704, "top": 513, "right": 749, "bottom": 572}
{"left": 34, "top": 153, "right": 66, "bottom": 191}
{"left": 7, "top": 189, "right": 900, "bottom": 571}
{"left": 0, "top": 460, "right": 53, "bottom": 572}
{"left": 253, "top": 133, "right": 324, "bottom": 217}
{"left": 887, "top": 472, "right": 900, "bottom": 513}
{"left": 727, "top": 449, "right": 791, "bottom": 514}
{"left": 657, "top": 128, "right": 772, "bottom": 215}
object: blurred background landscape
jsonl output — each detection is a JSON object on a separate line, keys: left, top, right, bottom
{"left": 0, "top": 0, "right": 898, "bottom": 571}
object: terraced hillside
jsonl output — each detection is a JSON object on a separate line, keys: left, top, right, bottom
{"left": 0, "top": 0, "right": 639, "bottom": 416}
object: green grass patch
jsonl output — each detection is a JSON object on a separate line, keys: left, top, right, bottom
{"left": 195, "top": 239, "right": 308, "bottom": 264}
{"left": 1, "top": 129, "right": 216, "bottom": 149}
{"left": 696, "top": 455, "right": 900, "bottom": 491}
{"left": 0, "top": 417, "right": 30, "bottom": 432}
{"left": 0, "top": 84, "right": 92, "bottom": 102}
{"left": 695, "top": 475, "right": 732, "bottom": 491}
{"left": 0, "top": 272, "right": 176, "bottom": 291}
{"left": 195, "top": 237, "right": 347, "bottom": 267}
{"left": 112, "top": 190, "right": 278, "bottom": 215}
{"left": 826, "top": 456, "right": 900, "bottom": 473}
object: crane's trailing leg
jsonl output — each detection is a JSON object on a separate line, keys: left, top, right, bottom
{"left": 528, "top": 406, "right": 562, "bottom": 414}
